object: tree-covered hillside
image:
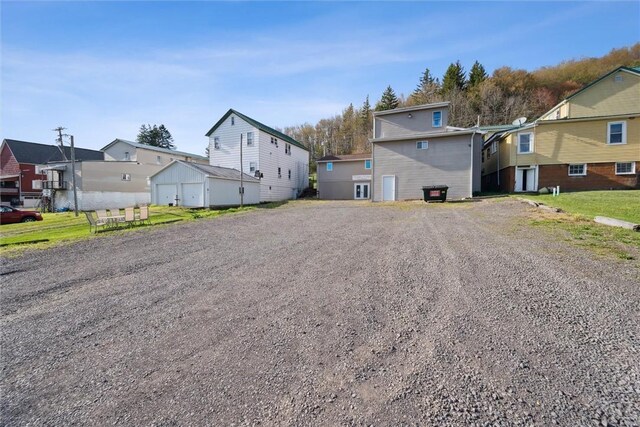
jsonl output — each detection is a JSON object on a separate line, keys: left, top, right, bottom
{"left": 284, "top": 43, "right": 640, "bottom": 166}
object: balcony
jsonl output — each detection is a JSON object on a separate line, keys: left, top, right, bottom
{"left": 42, "top": 181, "right": 68, "bottom": 190}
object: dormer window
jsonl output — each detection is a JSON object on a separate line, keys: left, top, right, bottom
{"left": 432, "top": 111, "right": 442, "bottom": 128}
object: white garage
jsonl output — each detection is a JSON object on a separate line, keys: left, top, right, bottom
{"left": 150, "top": 160, "right": 260, "bottom": 208}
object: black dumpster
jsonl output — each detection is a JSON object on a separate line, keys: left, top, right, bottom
{"left": 422, "top": 185, "right": 448, "bottom": 202}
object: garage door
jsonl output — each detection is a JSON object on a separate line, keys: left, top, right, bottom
{"left": 156, "top": 184, "right": 177, "bottom": 205}
{"left": 181, "top": 183, "right": 204, "bottom": 207}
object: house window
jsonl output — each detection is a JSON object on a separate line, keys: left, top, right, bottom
{"left": 417, "top": 141, "right": 428, "bottom": 149}
{"left": 124, "top": 151, "right": 130, "bottom": 161}
{"left": 32, "top": 180, "right": 42, "bottom": 189}
{"left": 326, "top": 162, "right": 333, "bottom": 171}
{"left": 231, "top": 116, "right": 235, "bottom": 125}
{"left": 568, "top": 164, "right": 586, "bottom": 176}
{"left": 364, "top": 159, "right": 371, "bottom": 169}
{"left": 490, "top": 141, "right": 497, "bottom": 154}
{"left": 486, "top": 149, "right": 491, "bottom": 159}
{"left": 432, "top": 111, "right": 442, "bottom": 128}
{"left": 214, "top": 137, "right": 220, "bottom": 149}
{"left": 481, "top": 150, "right": 485, "bottom": 163}
{"left": 122, "top": 173, "right": 131, "bottom": 181}
{"left": 607, "top": 121, "right": 626, "bottom": 145}
{"left": 278, "top": 167, "right": 282, "bottom": 178}
{"left": 615, "top": 162, "right": 635, "bottom": 175}
{"left": 250, "top": 162, "right": 257, "bottom": 173}
{"left": 285, "top": 143, "right": 291, "bottom": 155}
{"left": 156, "top": 156, "right": 162, "bottom": 165}
{"left": 270, "top": 137, "right": 278, "bottom": 147}
{"left": 247, "top": 132, "right": 254, "bottom": 146}
{"left": 288, "top": 169, "right": 291, "bottom": 180}
{"left": 518, "top": 133, "right": 533, "bottom": 154}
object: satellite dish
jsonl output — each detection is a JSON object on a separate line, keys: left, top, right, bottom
{"left": 512, "top": 117, "right": 527, "bottom": 126}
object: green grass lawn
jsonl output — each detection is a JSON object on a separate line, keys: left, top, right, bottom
{"left": 0, "top": 205, "right": 257, "bottom": 257}
{"left": 516, "top": 190, "right": 640, "bottom": 223}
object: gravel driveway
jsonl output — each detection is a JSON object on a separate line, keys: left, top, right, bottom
{"left": 1, "top": 199, "right": 639, "bottom": 426}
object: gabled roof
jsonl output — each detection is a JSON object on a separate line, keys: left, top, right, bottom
{"left": 204, "top": 109, "right": 308, "bottom": 151}
{"left": 539, "top": 66, "right": 640, "bottom": 119}
{"left": 101, "top": 139, "right": 208, "bottom": 161}
{"left": 151, "top": 160, "right": 259, "bottom": 182}
{"left": 317, "top": 153, "right": 371, "bottom": 162}
{"left": 2, "top": 139, "right": 104, "bottom": 164}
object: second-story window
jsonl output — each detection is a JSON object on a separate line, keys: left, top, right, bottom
{"left": 250, "top": 162, "right": 257, "bottom": 172}
{"left": 247, "top": 132, "right": 254, "bottom": 146}
{"left": 231, "top": 116, "right": 235, "bottom": 125}
{"left": 365, "top": 159, "right": 371, "bottom": 169}
{"left": 288, "top": 169, "right": 291, "bottom": 180}
{"left": 214, "top": 137, "right": 220, "bottom": 150}
{"left": 518, "top": 133, "right": 533, "bottom": 154}
{"left": 285, "top": 143, "right": 291, "bottom": 155}
{"left": 156, "top": 156, "right": 162, "bottom": 165}
{"left": 490, "top": 141, "right": 497, "bottom": 154}
{"left": 326, "top": 162, "right": 333, "bottom": 171}
{"left": 433, "top": 111, "right": 442, "bottom": 128}
{"left": 124, "top": 151, "right": 130, "bottom": 161}
{"left": 278, "top": 167, "right": 282, "bottom": 178}
{"left": 607, "top": 121, "right": 626, "bottom": 145}
{"left": 417, "top": 141, "right": 429, "bottom": 149}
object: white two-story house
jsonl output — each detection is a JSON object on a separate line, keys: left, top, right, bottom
{"left": 205, "top": 109, "right": 310, "bottom": 202}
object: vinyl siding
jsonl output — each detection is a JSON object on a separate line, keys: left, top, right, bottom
{"left": 373, "top": 134, "right": 480, "bottom": 201}
{"left": 567, "top": 71, "right": 640, "bottom": 118}
{"left": 317, "top": 159, "right": 371, "bottom": 199}
{"left": 374, "top": 108, "right": 449, "bottom": 139}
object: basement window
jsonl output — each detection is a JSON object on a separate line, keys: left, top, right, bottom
{"left": 615, "top": 162, "right": 635, "bottom": 175}
{"left": 568, "top": 164, "right": 586, "bottom": 176}
{"left": 607, "top": 121, "right": 626, "bottom": 145}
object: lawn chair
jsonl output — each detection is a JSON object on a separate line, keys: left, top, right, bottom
{"left": 124, "top": 207, "right": 135, "bottom": 226}
{"left": 109, "top": 208, "right": 125, "bottom": 225}
{"left": 96, "top": 209, "right": 108, "bottom": 220}
{"left": 84, "top": 211, "right": 107, "bottom": 233}
{"left": 136, "top": 205, "right": 150, "bottom": 225}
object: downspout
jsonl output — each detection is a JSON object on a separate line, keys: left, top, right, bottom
{"left": 469, "top": 129, "right": 477, "bottom": 198}
{"left": 496, "top": 137, "right": 500, "bottom": 189}
{"left": 371, "top": 142, "right": 375, "bottom": 202}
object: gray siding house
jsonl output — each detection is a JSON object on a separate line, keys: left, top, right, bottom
{"left": 371, "top": 103, "right": 484, "bottom": 201}
{"left": 317, "top": 154, "right": 372, "bottom": 200}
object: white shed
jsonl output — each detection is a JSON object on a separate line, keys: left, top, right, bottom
{"left": 150, "top": 160, "right": 260, "bottom": 207}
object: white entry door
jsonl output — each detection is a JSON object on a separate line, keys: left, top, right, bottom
{"left": 156, "top": 184, "right": 177, "bottom": 205}
{"left": 181, "top": 183, "right": 204, "bottom": 207}
{"left": 382, "top": 175, "right": 395, "bottom": 201}
{"left": 515, "top": 166, "right": 538, "bottom": 192}
{"left": 354, "top": 182, "right": 370, "bottom": 199}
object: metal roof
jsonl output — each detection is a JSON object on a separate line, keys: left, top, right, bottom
{"left": 204, "top": 109, "right": 308, "bottom": 151}
{"left": 101, "top": 139, "right": 208, "bottom": 160}
{"left": 152, "top": 160, "right": 259, "bottom": 182}
{"left": 372, "top": 102, "right": 450, "bottom": 116}
{"left": 2, "top": 139, "right": 104, "bottom": 164}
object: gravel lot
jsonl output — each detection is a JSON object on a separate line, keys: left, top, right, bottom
{"left": 1, "top": 199, "right": 639, "bottom": 426}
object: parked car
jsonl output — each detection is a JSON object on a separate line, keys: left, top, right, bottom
{"left": 0, "top": 205, "right": 43, "bottom": 224}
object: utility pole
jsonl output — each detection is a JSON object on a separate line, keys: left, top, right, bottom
{"left": 70, "top": 135, "right": 79, "bottom": 216}
{"left": 53, "top": 126, "right": 68, "bottom": 160}
{"left": 239, "top": 133, "right": 244, "bottom": 207}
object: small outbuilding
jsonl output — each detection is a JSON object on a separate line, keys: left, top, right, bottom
{"left": 150, "top": 160, "right": 260, "bottom": 207}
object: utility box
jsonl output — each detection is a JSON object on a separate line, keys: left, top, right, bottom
{"left": 422, "top": 185, "right": 448, "bottom": 202}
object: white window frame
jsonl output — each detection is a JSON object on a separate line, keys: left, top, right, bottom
{"left": 432, "top": 111, "right": 442, "bottom": 128}
{"left": 32, "top": 180, "right": 42, "bottom": 189}
{"left": 214, "top": 137, "right": 220, "bottom": 150}
{"left": 490, "top": 141, "right": 497, "bottom": 154}
{"left": 249, "top": 162, "right": 257, "bottom": 173}
{"left": 124, "top": 151, "right": 130, "bottom": 161}
{"left": 326, "top": 162, "right": 333, "bottom": 172}
{"left": 247, "top": 132, "right": 254, "bottom": 146}
{"left": 615, "top": 162, "right": 635, "bottom": 175}
{"left": 607, "top": 121, "right": 626, "bottom": 145}
{"left": 568, "top": 164, "right": 587, "bottom": 176}
{"left": 416, "top": 141, "right": 429, "bottom": 150}
{"left": 364, "top": 159, "right": 371, "bottom": 169}
{"left": 517, "top": 132, "right": 534, "bottom": 154}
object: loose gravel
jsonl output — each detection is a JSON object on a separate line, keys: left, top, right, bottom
{"left": 1, "top": 199, "right": 639, "bottom": 426}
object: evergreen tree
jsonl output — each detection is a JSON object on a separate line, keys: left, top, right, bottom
{"left": 137, "top": 124, "right": 175, "bottom": 149}
{"left": 359, "top": 95, "right": 371, "bottom": 122}
{"left": 468, "top": 60, "right": 488, "bottom": 88}
{"left": 375, "top": 85, "right": 400, "bottom": 111}
{"left": 410, "top": 68, "right": 442, "bottom": 105}
{"left": 442, "top": 61, "right": 466, "bottom": 93}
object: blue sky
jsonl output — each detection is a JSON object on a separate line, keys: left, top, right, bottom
{"left": 2, "top": 1, "right": 639, "bottom": 155}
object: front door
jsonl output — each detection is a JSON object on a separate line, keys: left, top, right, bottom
{"left": 354, "top": 182, "right": 370, "bottom": 199}
{"left": 382, "top": 175, "right": 395, "bottom": 201}
{"left": 515, "top": 166, "right": 538, "bottom": 192}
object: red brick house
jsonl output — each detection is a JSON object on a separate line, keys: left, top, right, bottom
{"left": 0, "top": 139, "right": 103, "bottom": 207}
